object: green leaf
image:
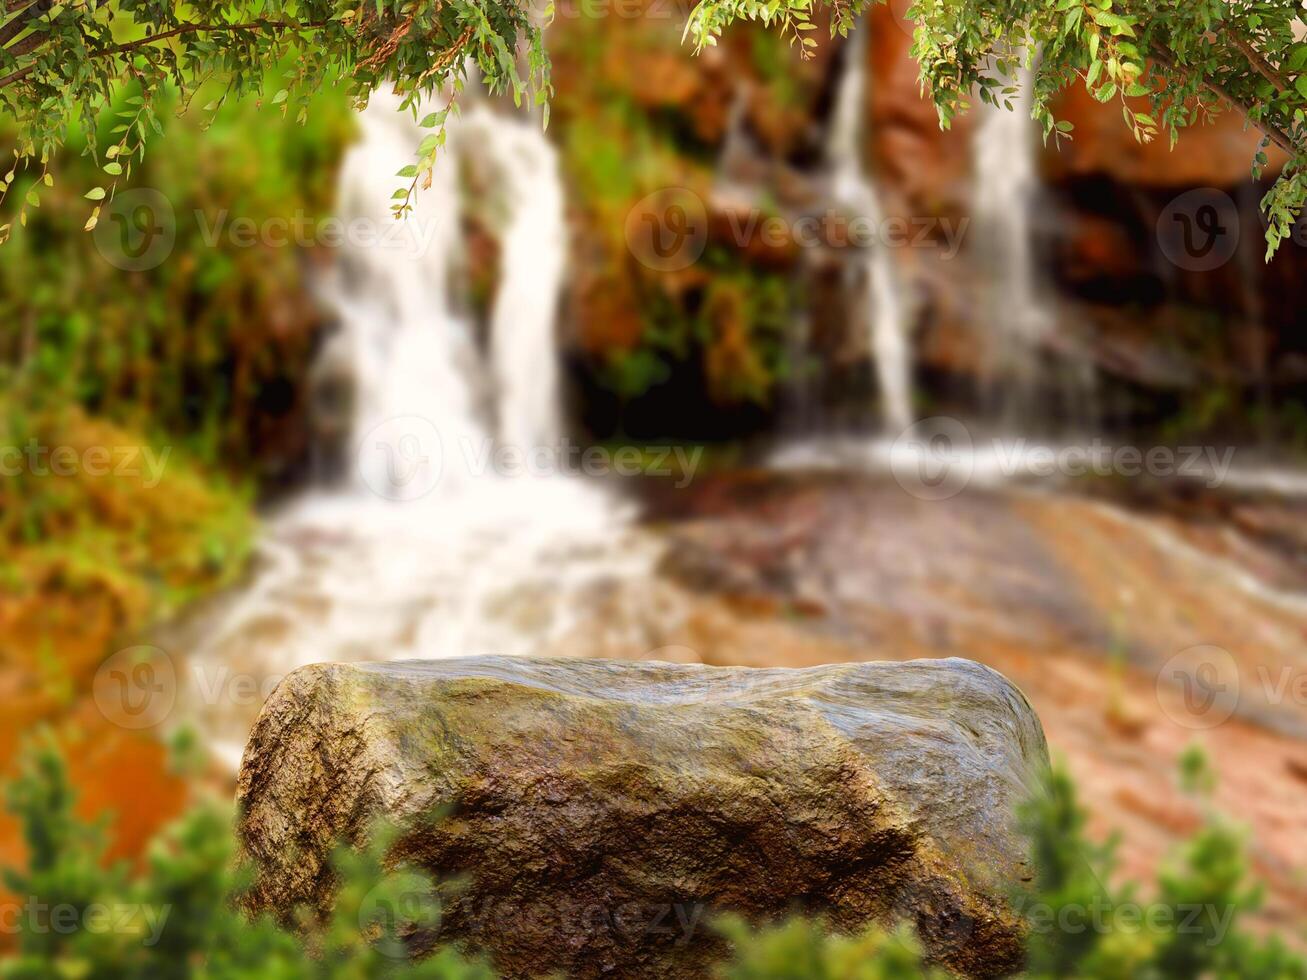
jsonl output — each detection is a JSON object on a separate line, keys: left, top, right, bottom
{"left": 85, "top": 187, "right": 106, "bottom": 200}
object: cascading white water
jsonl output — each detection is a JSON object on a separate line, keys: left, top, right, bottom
{"left": 463, "top": 105, "right": 567, "bottom": 453}
{"left": 182, "top": 92, "right": 658, "bottom": 769}
{"left": 828, "top": 22, "right": 914, "bottom": 433}
{"left": 328, "top": 89, "right": 486, "bottom": 496}
{"left": 970, "top": 62, "right": 1097, "bottom": 431}
{"left": 323, "top": 94, "right": 569, "bottom": 483}
{"left": 971, "top": 64, "right": 1051, "bottom": 422}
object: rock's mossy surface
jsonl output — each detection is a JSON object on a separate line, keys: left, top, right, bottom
{"left": 236, "top": 656, "right": 1048, "bottom": 978}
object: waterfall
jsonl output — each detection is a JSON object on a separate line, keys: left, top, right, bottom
{"left": 971, "top": 65, "right": 1049, "bottom": 424}
{"left": 970, "top": 62, "right": 1096, "bottom": 431}
{"left": 322, "top": 91, "right": 567, "bottom": 488}
{"left": 463, "top": 105, "right": 567, "bottom": 454}
{"left": 326, "top": 89, "right": 486, "bottom": 497}
{"left": 827, "top": 22, "right": 914, "bottom": 433}
{"left": 183, "top": 91, "right": 655, "bottom": 770}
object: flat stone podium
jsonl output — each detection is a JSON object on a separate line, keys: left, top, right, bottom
{"left": 236, "top": 656, "right": 1047, "bottom": 978}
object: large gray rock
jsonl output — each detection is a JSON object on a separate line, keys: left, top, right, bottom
{"left": 236, "top": 656, "right": 1048, "bottom": 978}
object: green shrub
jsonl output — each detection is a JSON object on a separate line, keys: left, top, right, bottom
{"left": 715, "top": 917, "right": 944, "bottom": 979}
{"left": 2, "top": 738, "right": 1303, "bottom": 978}
{"left": 0, "top": 733, "right": 492, "bottom": 979}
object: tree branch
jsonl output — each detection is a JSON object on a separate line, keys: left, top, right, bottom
{"left": 1150, "top": 44, "right": 1302, "bottom": 160}
{"left": 1223, "top": 26, "right": 1292, "bottom": 96}
{"left": 0, "top": 17, "right": 329, "bottom": 89}
{"left": 413, "top": 23, "right": 474, "bottom": 88}
{"left": 0, "top": 0, "right": 49, "bottom": 49}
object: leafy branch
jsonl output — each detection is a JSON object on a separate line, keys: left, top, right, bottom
{"left": 0, "top": 0, "right": 551, "bottom": 237}
{"left": 686, "top": 0, "right": 1307, "bottom": 258}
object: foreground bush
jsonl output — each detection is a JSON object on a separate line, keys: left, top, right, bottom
{"left": 1, "top": 737, "right": 1302, "bottom": 978}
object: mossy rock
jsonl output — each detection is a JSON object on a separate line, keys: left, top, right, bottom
{"left": 236, "top": 656, "right": 1048, "bottom": 978}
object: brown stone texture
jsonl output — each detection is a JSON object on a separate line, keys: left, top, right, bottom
{"left": 236, "top": 656, "right": 1048, "bottom": 978}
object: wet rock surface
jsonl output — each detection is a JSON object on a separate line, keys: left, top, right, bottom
{"left": 640, "top": 471, "right": 1307, "bottom": 933}
{"left": 236, "top": 655, "right": 1048, "bottom": 978}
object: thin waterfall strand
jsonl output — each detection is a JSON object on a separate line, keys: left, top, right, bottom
{"left": 827, "top": 23, "right": 914, "bottom": 433}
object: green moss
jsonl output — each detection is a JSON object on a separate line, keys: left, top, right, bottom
{"left": 621, "top": 251, "right": 801, "bottom": 407}
{"left": 0, "top": 403, "right": 255, "bottom": 675}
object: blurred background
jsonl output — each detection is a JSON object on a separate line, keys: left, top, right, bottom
{"left": 3, "top": 0, "right": 1306, "bottom": 949}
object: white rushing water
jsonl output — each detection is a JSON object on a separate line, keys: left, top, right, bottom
{"left": 184, "top": 92, "right": 658, "bottom": 769}
{"left": 467, "top": 107, "right": 568, "bottom": 454}
{"left": 329, "top": 89, "right": 485, "bottom": 496}
{"left": 971, "top": 63, "right": 1054, "bottom": 426}
{"left": 970, "top": 60, "right": 1097, "bottom": 430}
{"left": 828, "top": 22, "right": 914, "bottom": 433}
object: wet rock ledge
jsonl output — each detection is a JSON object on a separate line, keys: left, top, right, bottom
{"left": 235, "top": 656, "right": 1048, "bottom": 978}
